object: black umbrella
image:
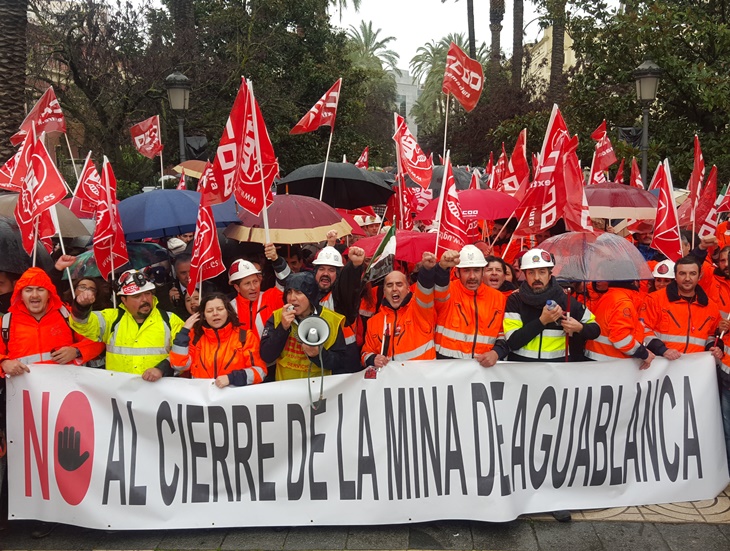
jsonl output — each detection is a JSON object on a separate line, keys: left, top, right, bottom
{"left": 403, "top": 165, "right": 474, "bottom": 197}
{"left": 0, "top": 216, "right": 55, "bottom": 275}
{"left": 278, "top": 162, "right": 394, "bottom": 209}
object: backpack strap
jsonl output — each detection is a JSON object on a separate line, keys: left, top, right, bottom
{"left": 109, "top": 307, "right": 126, "bottom": 335}
{"left": 157, "top": 307, "right": 171, "bottom": 330}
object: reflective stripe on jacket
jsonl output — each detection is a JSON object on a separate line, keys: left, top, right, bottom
{"left": 233, "top": 287, "right": 284, "bottom": 340}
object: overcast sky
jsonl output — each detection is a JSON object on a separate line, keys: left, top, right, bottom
{"left": 334, "top": 0, "right": 544, "bottom": 73}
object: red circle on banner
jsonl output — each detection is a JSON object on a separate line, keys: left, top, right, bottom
{"left": 53, "top": 391, "right": 94, "bottom": 505}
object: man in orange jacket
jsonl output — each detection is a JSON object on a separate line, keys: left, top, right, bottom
{"left": 0, "top": 267, "right": 104, "bottom": 377}
{"left": 434, "top": 245, "right": 509, "bottom": 367}
{"left": 361, "top": 252, "right": 437, "bottom": 367}
{"left": 642, "top": 256, "right": 725, "bottom": 359}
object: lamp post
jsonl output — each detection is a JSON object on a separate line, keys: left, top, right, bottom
{"left": 632, "top": 59, "right": 663, "bottom": 187}
{"left": 165, "top": 71, "right": 191, "bottom": 163}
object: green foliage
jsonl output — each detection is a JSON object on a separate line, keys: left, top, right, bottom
{"left": 565, "top": 0, "right": 730, "bottom": 185}
{"left": 346, "top": 20, "right": 400, "bottom": 74}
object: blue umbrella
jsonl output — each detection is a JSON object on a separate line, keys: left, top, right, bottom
{"left": 117, "top": 189, "right": 239, "bottom": 240}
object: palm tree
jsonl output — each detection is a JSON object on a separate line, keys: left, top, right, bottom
{"left": 489, "top": 0, "right": 505, "bottom": 80}
{"left": 547, "top": 0, "right": 567, "bottom": 103}
{"left": 347, "top": 21, "right": 400, "bottom": 74}
{"left": 441, "top": 0, "right": 477, "bottom": 59}
{"left": 512, "top": 0, "right": 524, "bottom": 89}
{"left": 0, "top": 0, "right": 29, "bottom": 159}
{"left": 330, "top": 0, "right": 361, "bottom": 21}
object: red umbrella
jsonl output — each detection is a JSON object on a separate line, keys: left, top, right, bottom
{"left": 354, "top": 229, "right": 436, "bottom": 264}
{"left": 415, "top": 189, "right": 518, "bottom": 221}
{"left": 224, "top": 195, "right": 358, "bottom": 244}
{"left": 584, "top": 182, "right": 657, "bottom": 219}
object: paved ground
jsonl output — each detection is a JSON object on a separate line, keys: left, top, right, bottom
{"left": 3, "top": 486, "right": 730, "bottom": 550}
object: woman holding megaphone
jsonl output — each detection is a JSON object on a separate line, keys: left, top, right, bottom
{"left": 169, "top": 292, "right": 267, "bottom": 388}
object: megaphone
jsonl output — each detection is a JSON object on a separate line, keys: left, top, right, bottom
{"left": 297, "top": 316, "right": 330, "bottom": 346}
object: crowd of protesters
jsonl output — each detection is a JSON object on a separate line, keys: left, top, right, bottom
{"left": 1, "top": 212, "right": 730, "bottom": 531}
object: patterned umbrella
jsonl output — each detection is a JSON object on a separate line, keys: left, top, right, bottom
{"left": 224, "top": 194, "right": 356, "bottom": 245}
{"left": 584, "top": 182, "right": 658, "bottom": 219}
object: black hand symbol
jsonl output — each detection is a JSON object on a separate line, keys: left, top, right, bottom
{"left": 57, "top": 426, "right": 90, "bottom": 471}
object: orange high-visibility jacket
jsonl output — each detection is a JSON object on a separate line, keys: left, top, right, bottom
{"left": 170, "top": 321, "right": 266, "bottom": 385}
{"left": 232, "top": 287, "right": 284, "bottom": 339}
{"left": 699, "top": 269, "right": 730, "bottom": 318}
{"left": 585, "top": 287, "right": 650, "bottom": 361}
{"left": 0, "top": 268, "right": 105, "bottom": 372}
{"left": 434, "top": 266, "right": 509, "bottom": 360}
{"left": 361, "top": 274, "right": 436, "bottom": 366}
{"left": 642, "top": 281, "right": 720, "bottom": 354}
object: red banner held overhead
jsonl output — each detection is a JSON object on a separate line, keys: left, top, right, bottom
{"left": 11, "top": 87, "right": 66, "bottom": 146}
{"left": 0, "top": 149, "right": 21, "bottom": 192}
{"left": 688, "top": 134, "right": 705, "bottom": 212}
{"left": 393, "top": 113, "right": 432, "bottom": 189}
{"left": 72, "top": 152, "right": 103, "bottom": 215}
{"left": 630, "top": 157, "right": 644, "bottom": 189}
{"left": 442, "top": 43, "right": 483, "bottom": 112}
{"left": 188, "top": 175, "right": 225, "bottom": 295}
{"left": 354, "top": 146, "right": 369, "bottom": 169}
{"left": 290, "top": 78, "right": 342, "bottom": 134}
{"left": 614, "top": 158, "right": 625, "bottom": 185}
{"left": 130, "top": 116, "right": 164, "bottom": 159}
{"left": 588, "top": 120, "right": 617, "bottom": 185}
{"left": 500, "top": 129, "right": 530, "bottom": 197}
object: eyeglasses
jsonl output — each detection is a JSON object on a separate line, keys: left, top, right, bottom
{"left": 76, "top": 285, "right": 97, "bottom": 293}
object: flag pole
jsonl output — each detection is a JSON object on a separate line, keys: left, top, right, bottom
{"left": 503, "top": 210, "right": 528, "bottom": 259}
{"left": 434, "top": 150, "right": 451, "bottom": 255}
{"left": 160, "top": 152, "right": 165, "bottom": 189}
{"left": 247, "top": 79, "right": 271, "bottom": 244}
{"left": 50, "top": 205, "right": 75, "bottom": 299}
{"left": 442, "top": 95, "right": 450, "bottom": 164}
{"left": 64, "top": 134, "right": 79, "bottom": 180}
{"left": 318, "top": 128, "right": 335, "bottom": 202}
{"left": 70, "top": 151, "right": 92, "bottom": 212}
{"left": 32, "top": 218, "right": 39, "bottom": 267}
{"left": 393, "top": 113, "right": 405, "bottom": 230}
{"left": 102, "top": 156, "right": 118, "bottom": 308}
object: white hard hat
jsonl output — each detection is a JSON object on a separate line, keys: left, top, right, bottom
{"left": 457, "top": 244, "right": 487, "bottom": 268}
{"left": 521, "top": 248, "right": 555, "bottom": 270}
{"left": 354, "top": 214, "right": 382, "bottom": 227}
{"left": 228, "top": 259, "right": 261, "bottom": 284}
{"left": 117, "top": 269, "right": 156, "bottom": 296}
{"left": 652, "top": 259, "right": 675, "bottom": 279}
{"left": 167, "top": 237, "right": 187, "bottom": 256}
{"left": 312, "top": 246, "right": 344, "bottom": 268}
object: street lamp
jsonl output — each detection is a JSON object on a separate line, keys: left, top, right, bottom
{"left": 632, "top": 58, "right": 663, "bottom": 187}
{"left": 165, "top": 71, "right": 191, "bottom": 163}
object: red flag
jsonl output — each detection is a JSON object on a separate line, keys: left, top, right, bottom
{"left": 0, "top": 149, "right": 21, "bottom": 192}
{"left": 9, "top": 133, "right": 34, "bottom": 191}
{"left": 72, "top": 152, "right": 103, "bottom": 214}
{"left": 650, "top": 160, "right": 683, "bottom": 262}
{"left": 441, "top": 42, "right": 483, "bottom": 112}
{"left": 14, "top": 132, "right": 68, "bottom": 255}
{"left": 290, "top": 78, "right": 342, "bottom": 134}
{"left": 485, "top": 151, "right": 494, "bottom": 182}
{"left": 540, "top": 104, "right": 569, "bottom": 160}
{"left": 188, "top": 176, "right": 225, "bottom": 295}
{"left": 468, "top": 169, "right": 480, "bottom": 190}
{"left": 94, "top": 158, "right": 129, "bottom": 280}
{"left": 717, "top": 191, "right": 730, "bottom": 214}
{"left": 435, "top": 160, "right": 467, "bottom": 256}
{"left": 697, "top": 190, "right": 724, "bottom": 239}
{"left": 491, "top": 144, "right": 508, "bottom": 192}
{"left": 560, "top": 136, "right": 593, "bottom": 233}
{"left": 393, "top": 113, "right": 433, "bottom": 188}
{"left": 531, "top": 153, "right": 539, "bottom": 176}
{"left": 385, "top": 179, "right": 418, "bottom": 230}
{"left": 614, "top": 158, "right": 625, "bottom": 185}
{"left": 130, "top": 115, "right": 164, "bottom": 159}
{"left": 500, "top": 129, "right": 530, "bottom": 196}
{"left": 678, "top": 165, "right": 717, "bottom": 229}
{"left": 196, "top": 161, "right": 224, "bottom": 207}
{"left": 647, "top": 163, "right": 662, "bottom": 191}
{"left": 513, "top": 134, "right": 568, "bottom": 238}
{"left": 213, "top": 78, "right": 278, "bottom": 214}
{"left": 11, "top": 87, "right": 66, "bottom": 146}
{"left": 589, "top": 120, "right": 617, "bottom": 185}
{"left": 354, "top": 146, "right": 369, "bottom": 169}
{"left": 176, "top": 169, "right": 187, "bottom": 190}
{"left": 687, "top": 134, "right": 705, "bottom": 212}
{"left": 629, "top": 157, "right": 643, "bottom": 189}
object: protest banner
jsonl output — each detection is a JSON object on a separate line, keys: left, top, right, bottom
{"left": 7, "top": 354, "right": 728, "bottom": 530}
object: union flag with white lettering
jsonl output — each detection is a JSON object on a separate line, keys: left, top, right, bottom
{"left": 393, "top": 113, "right": 432, "bottom": 189}
{"left": 442, "top": 43, "right": 483, "bottom": 112}
{"left": 130, "top": 116, "right": 164, "bottom": 159}
{"left": 290, "top": 79, "right": 342, "bottom": 134}
{"left": 11, "top": 87, "right": 67, "bottom": 146}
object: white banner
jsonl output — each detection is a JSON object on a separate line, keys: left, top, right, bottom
{"left": 6, "top": 354, "right": 729, "bottom": 530}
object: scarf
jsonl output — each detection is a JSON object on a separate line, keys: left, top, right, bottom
{"left": 518, "top": 277, "right": 566, "bottom": 309}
